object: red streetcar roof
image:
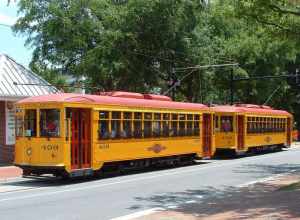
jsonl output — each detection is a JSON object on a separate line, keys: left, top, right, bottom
{"left": 211, "top": 105, "right": 291, "bottom": 116}
{"left": 17, "top": 93, "right": 209, "bottom": 111}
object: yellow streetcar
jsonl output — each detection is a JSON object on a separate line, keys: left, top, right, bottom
{"left": 14, "top": 92, "right": 214, "bottom": 177}
{"left": 212, "top": 104, "right": 293, "bottom": 155}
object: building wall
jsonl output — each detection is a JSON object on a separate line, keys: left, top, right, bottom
{"left": 0, "top": 101, "right": 14, "bottom": 164}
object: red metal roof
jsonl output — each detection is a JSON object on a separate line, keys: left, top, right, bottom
{"left": 211, "top": 105, "right": 291, "bottom": 116}
{"left": 17, "top": 93, "right": 209, "bottom": 111}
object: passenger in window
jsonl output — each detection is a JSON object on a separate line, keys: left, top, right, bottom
{"left": 120, "top": 130, "right": 127, "bottom": 138}
{"left": 111, "top": 129, "right": 117, "bottom": 138}
{"left": 41, "top": 117, "right": 59, "bottom": 136}
{"left": 221, "top": 119, "right": 228, "bottom": 132}
{"left": 99, "top": 121, "right": 109, "bottom": 139}
{"left": 111, "top": 121, "right": 120, "bottom": 138}
{"left": 123, "top": 121, "right": 132, "bottom": 138}
{"left": 47, "top": 119, "right": 58, "bottom": 134}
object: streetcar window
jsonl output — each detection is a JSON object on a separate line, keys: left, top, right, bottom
{"left": 163, "top": 113, "right": 170, "bottom": 120}
{"left": 171, "top": 121, "right": 178, "bottom": 136}
{"left": 134, "top": 112, "right": 142, "bottom": 119}
{"left": 179, "top": 121, "right": 186, "bottom": 136}
{"left": 153, "top": 121, "right": 161, "bottom": 137}
{"left": 98, "top": 111, "right": 110, "bottom": 139}
{"left": 111, "top": 120, "right": 121, "bottom": 138}
{"left": 215, "top": 115, "right": 219, "bottom": 129}
{"left": 179, "top": 114, "right": 186, "bottom": 120}
{"left": 110, "top": 111, "right": 122, "bottom": 139}
{"left": 194, "top": 120, "right": 200, "bottom": 136}
{"left": 99, "top": 111, "right": 109, "bottom": 119}
{"left": 257, "top": 118, "right": 261, "bottom": 132}
{"left": 220, "top": 116, "right": 233, "bottom": 132}
{"left": 187, "top": 121, "right": 193, "bottom": 136}
{"left": 134, "top": 121, "right": 142, "bottom": 138}
{"left": 266, "top": 118, "right": 270, "bottom": 132}
{"left": 40, "top": 109, "right": 60, "bottom": 137}
{"left": 16, "top": 116, "right": 24, "bottom": 137}
{"left": 247, "top": 119, "right": 251, "bottom": 133}
{"left": 112, "top": 112, "right": 121, "bottom": 119}
{"left": 162, "top": 121, "right": 169, "bottom": 137}
{"left": 261, "top": 118, "right": 265, "bottom": 132}
{"left": 143, "top": 112, "right": 152, "bottom": 138}
{"left": 270, "top": 118, "right": 273, "bottom": 132}
{"left": 172, "top": 114, "right": 178, "bottom": 120}
{"left": 144, "top": 113, "right": 152, "bottom": 120}
{"left": 154, "top": 113, "right": 161, "bottom": 120}
{"left": 280, "top": 119, "right": 284, "bottom": 132}
{"left": 178, "top": 114, "right": 186, "bottom": 136}
{"left": 144, "top": 121, "right": 152, "bottom": 138}
{"left": 24, "top": 109, "right": 37, "bottom": 137}
{"left": 124, "top": 112, "right": 132, "bottom": 119}
{"left": 187, "top": 114, "right": 193, "bottom": 120}
{"left": 99, "top": 120, "right": 109, "bottom": 139}
{"left": 122, "top": 121, "right": 132, "bottom": 138}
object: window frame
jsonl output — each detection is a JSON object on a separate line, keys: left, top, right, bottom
{"left": 24, "top": 109, "right": 37, "bottom": 137}
{"left": 40, "top": 108, "right": 61, "bottom": 138}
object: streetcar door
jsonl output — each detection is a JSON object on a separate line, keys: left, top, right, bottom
{"left": 70, "top": 108, "right": 91, "bottom": 170}
{"left": 202, "top": 114, "right": 212, "bottom": 158}
{"left": 237, "top": 115, "right": 245, "bottom": 151}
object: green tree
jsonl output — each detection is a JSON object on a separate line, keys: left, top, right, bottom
{"left": 14, "top": 0, "right": 206, "bottom": 95}
{"left": 234, "top": 0, "right": 300, "bottom": 37}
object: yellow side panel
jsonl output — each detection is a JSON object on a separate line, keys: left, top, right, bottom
{"left": 14, "top": 138, "right": 65, "bottom": 167}
{"left": 93, "top": 138, "right": 202, "bottom": 166}
{"left": 245, "top": 133, "right": 286, "bottom": 148}
{"left": 215, "top": 132, "right": 236, "bottom": 149}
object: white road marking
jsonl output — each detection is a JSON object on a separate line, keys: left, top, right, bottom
{"left": 110, "top": 208, "right": 164, "bottom": 220}
{"left": 194, "top": 195, "right": 203, "bottom": 199}
{"left": 166, "top": 205, "right": 178, "bottom": 209}
{"left": 185, "top": 200, "right": 196, "bottom": 204}
{"left": 0, "top": 185, "right": 35, "bottom": 193}
{"left": 0, "top": 148, "right": 298, "bottom": 203}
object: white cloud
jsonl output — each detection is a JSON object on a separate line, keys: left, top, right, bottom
{"left": 0, "top": 13, "right": 17, "bottom": 26}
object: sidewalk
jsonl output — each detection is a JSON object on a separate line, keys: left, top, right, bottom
{"left": 131, "top": 173, "right": 300, "bottom": 220}
{"left": 0, "top": 166, "right": 22, "bottom": 180}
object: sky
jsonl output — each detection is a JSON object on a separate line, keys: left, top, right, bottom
{"left": 0, "top": 0, "right": 32, "bottom": 67}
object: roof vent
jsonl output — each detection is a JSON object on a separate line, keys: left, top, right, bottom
{"left": 94, "top": 91, "right": 172, "bottom": 101}
{"left": 97, "top": 91, "right": 144, "bottom": 99}
{"left": 234, "top": 104, "right": 272, "bottom": 109}
{"left": 143, "top": 94, "right": 172, "bottom": 101}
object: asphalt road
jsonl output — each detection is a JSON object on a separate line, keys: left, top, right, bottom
{"left": 1, "top": 147, "right": 300, "bottom": 220}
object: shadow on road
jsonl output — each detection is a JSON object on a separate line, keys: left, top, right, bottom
{"left": 131, "top": 163, "right": 300, "bottom": 219}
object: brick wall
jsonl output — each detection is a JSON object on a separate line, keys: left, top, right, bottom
{"left": 0, "top": 101, "right": 15, "bottom": 164}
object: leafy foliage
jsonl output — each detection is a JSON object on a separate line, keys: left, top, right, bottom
{"left": 13, "top": 0, "right": 300, "bottom": 126}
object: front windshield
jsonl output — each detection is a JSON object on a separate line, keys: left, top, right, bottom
{"left": 40, "top": 109, "right": 60, "bottom": 137}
